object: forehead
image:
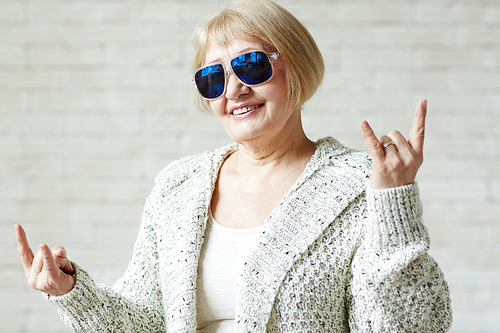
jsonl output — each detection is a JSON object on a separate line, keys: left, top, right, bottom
{"left": 204, "top": 39, "right": 267, "bottom": 65}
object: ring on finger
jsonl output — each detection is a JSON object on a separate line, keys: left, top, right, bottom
{"left": 382, "top": 141, "right": 396, "bottom": 149}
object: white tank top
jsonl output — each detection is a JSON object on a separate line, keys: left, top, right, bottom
{"left": 196, "top": 213, "right": 263, "bottom": 332}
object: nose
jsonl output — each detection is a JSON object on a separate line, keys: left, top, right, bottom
{"left": 224, "top": 71, "right": 250, "bottom": 100}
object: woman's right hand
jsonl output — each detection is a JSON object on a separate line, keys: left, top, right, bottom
{"left": 14, "top": 224, "right": 76, "bottom": 296}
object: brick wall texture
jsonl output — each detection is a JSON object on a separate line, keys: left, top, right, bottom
{"left": 1, "top": 0, "right": 499, "bottom": 332}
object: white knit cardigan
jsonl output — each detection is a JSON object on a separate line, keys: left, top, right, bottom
{"left": 47, "top": 137, "right": 452, "bottom": 332}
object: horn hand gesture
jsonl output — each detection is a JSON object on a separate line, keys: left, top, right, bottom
{"left": 14, "top": 224, "right": 75, "bottom": 296}
{"left": 360, "top": 100, "right": 427, "bottom": 189}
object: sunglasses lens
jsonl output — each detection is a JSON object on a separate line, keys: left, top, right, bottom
{"left": 231, "top": 51, "right": 272, "bottom": 85}
{"left": 194, "top": 64, "right": 225, "bottom": 99}
{"left": 194, "top": 51, "right": 275, "bottom": 100}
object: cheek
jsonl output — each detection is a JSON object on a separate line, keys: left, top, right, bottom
{"left": 270, "top": 68, "right": 288, "bottom": 99}
{"left": 268, "top": 81, "right": 288, "bottom": 105}
{"left": 209, "top": 99, "right": 226, "bottom": 116}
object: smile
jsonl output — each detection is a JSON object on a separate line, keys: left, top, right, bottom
{"left": 232, "top": 104, "right": 264, "bottom": 115}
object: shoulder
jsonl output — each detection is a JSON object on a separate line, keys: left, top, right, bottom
{"left": 153, "top": 142, "right": 237, "bottom": 190}
{"left": 285, "top": 137, "right": 372, "bottom": 209}
{"left": 300, "top": 137, "right": 373, "bottom": 199}
{"left": 314, "top": 137, "right": 372, "bottom": 179}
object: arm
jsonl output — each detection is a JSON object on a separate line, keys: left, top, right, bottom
{"left": 347, "top": 100, "right": 452, "bottom": 331}
{"left": 348, "top": 184, "right": 452, "bottom": 332}
{"left": 15, "top": 184, "right": 166, "bottom": 332}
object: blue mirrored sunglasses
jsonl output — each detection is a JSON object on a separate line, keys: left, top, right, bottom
{"left": 193, "top": 50, "right": 280, "bottom": 100}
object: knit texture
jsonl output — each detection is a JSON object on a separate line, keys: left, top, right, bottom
{"left": 47, "top": 137, "right": 452, "bottom": 332}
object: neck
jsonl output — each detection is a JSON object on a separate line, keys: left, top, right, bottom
{"left": 232, "top": 120, "right": 316, "bottom": 173}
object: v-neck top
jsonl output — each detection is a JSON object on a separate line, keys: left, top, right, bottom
{"left": 196, "top": 213, "right": 263, "bottom": 332}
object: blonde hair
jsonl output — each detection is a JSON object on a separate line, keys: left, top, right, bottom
{"left": 192, "top": 0, "right": 324, "bottom": 113}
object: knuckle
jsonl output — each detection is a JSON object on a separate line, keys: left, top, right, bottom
{"left": 417, "top": 154, "right": 424, "bottom": 164}
{"left": 377, "top": 164, "right": 390, "bottom": 175}
{"left": 407, "top": 155, "right": 423, "bottom": 168}
{"left": 402, "top": 158, "right": 412, "bottom": 168}
{"left": 388, "top": 130, "right": 400, "bottom": 137}
{"left": 45, "top": 278, "right": 55, "bottom": 289}
{"left": 52, "top": 246, "right": 66, "bottom": 256}
{"left": 369, "top": 141, "right": 381, "bottom": 152}
{"left": 392, "top": 159, "right": 403, "bottom": 169}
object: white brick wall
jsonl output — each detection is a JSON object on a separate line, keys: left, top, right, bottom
{"left": 1, "top": 0, "right": 498, "bottom": 332}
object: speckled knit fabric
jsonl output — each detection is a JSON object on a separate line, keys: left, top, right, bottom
{"left": 47, "top": 137, "right": 452, "bottom": 332}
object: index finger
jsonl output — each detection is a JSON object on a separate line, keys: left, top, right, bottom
{"left": 408, "top": 99, "right": 427, "bottom": 154}
{"left": 14, "top": 224, "right": 35, "bottom": 272}
{"left": 360, "top": 120, "right": 385, "bottom": 163}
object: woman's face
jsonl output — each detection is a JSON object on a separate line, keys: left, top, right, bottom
{"left": 205, "top": 40, "right": 300, "bottom": 145}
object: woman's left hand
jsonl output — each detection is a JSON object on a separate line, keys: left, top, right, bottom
{"left": 360, "top": 99, "right": 427, "bottom": 189}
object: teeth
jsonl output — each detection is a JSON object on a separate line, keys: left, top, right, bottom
{"left": 232, "top": 104, "right": 262, "bottom": 115}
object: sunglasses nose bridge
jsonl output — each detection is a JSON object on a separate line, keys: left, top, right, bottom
{"left": 224, "top": 64, "right": 241, "bottom": 85}
{"left": 224, "top": 65, "right": 252, "bottom": 100}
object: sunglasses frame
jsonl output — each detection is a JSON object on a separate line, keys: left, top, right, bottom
{"left": 193, "top": 50, "right": 280, "bottom": 101}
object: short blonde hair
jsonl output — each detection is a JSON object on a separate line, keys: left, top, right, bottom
{"left": 192, "top": 0, "right": 324, "bottom": 113}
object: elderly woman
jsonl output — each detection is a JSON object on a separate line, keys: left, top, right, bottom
{"left": 15, "top": 0, "right": 452, "bottom": 332}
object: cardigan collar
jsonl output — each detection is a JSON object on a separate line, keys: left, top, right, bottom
{"left": 231, "top": 137, "right": 370, "bottom": 331}
{"left": 207, "top": 137, "right": 364, "bottom": 195}
{"left": 163, "top": 137, "right": 371, "bottom": 332}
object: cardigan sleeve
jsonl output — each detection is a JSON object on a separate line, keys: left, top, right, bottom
{"left": 348, "top": 183, "right": 452, "bottom": 332}
{"left": 46, "top": 185, "right": 166, "bottom": 332}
